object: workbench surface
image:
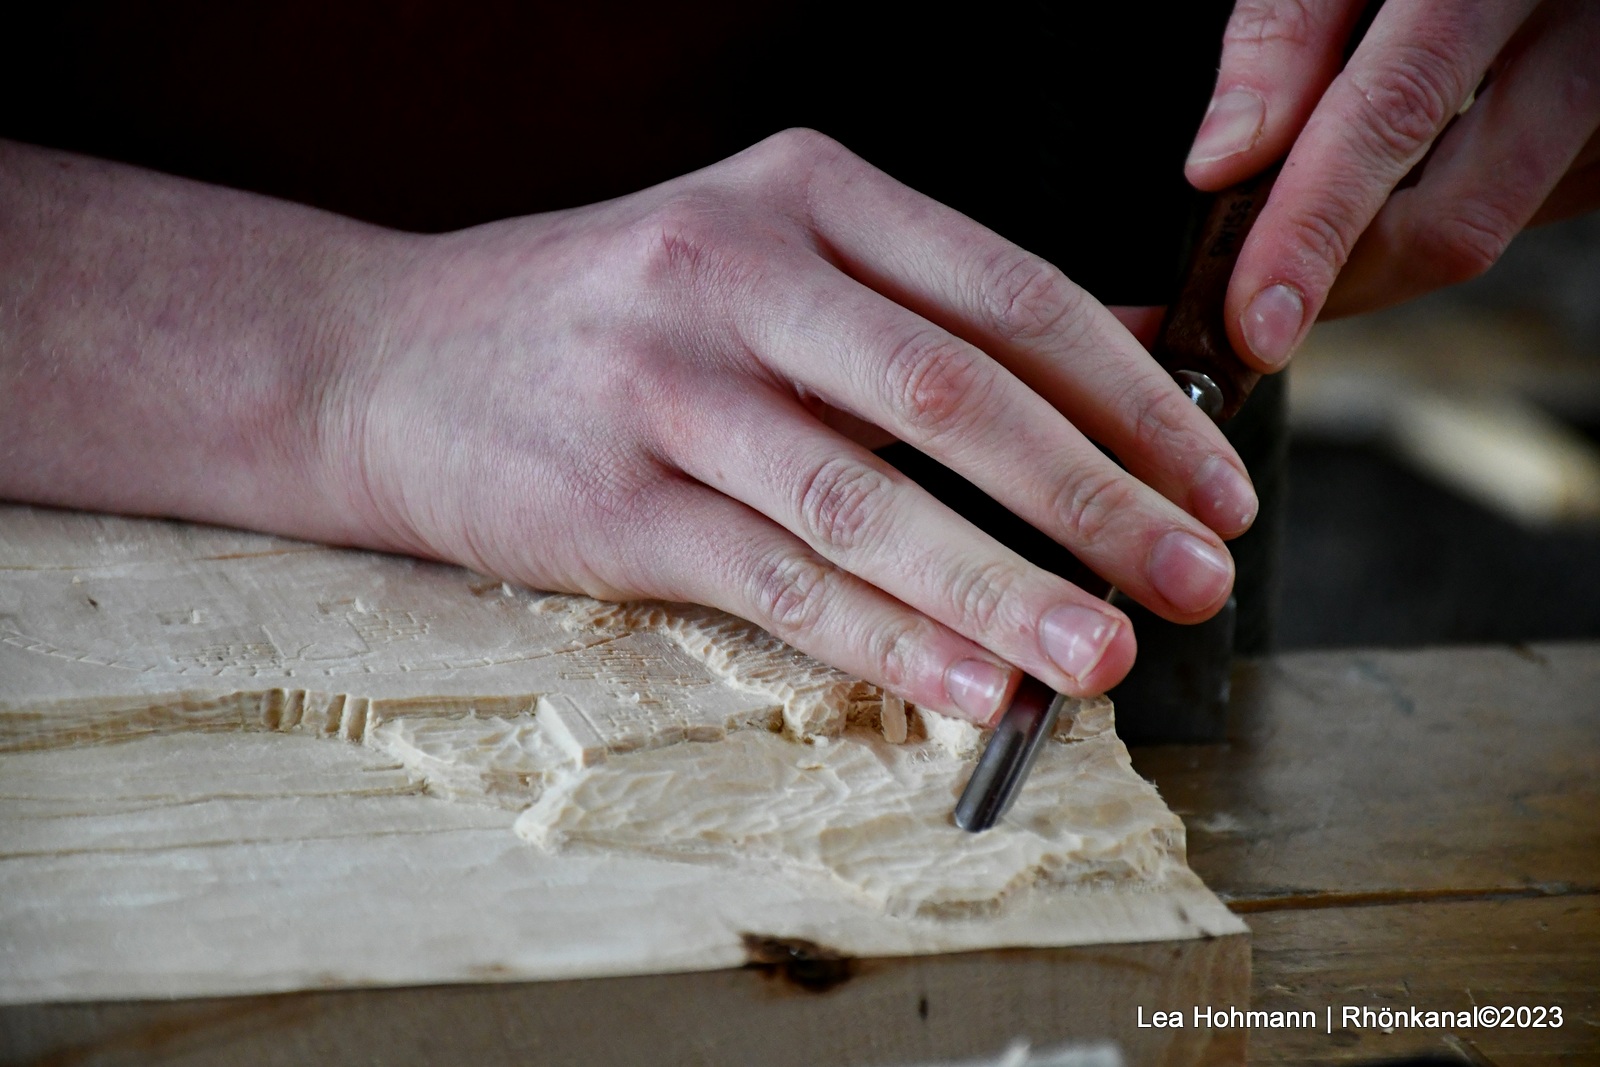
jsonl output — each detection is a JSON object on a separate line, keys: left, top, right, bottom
{"left": 1133, "top": 641, "right": 1599, "bottom": 1065}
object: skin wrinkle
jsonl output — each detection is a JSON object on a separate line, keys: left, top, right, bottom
{"left": 1346, "top": 56, "right": 1465, "bottom": 165}
{"left": 1225, "top": 0, "right": 1319, "bottom": 49}
{"left": 979, "top": 251, "right": 1079, "bottom": 347}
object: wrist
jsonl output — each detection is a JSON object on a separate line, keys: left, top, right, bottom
{"left": 277, "top": 225, "right": 433, "bottom": 554}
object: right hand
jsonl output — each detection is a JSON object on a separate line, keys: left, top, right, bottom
{"left": 330, "top": 129, "right": 1258, "bottom": 724}
{"left": 1186, "top": 0, "right": 1600, "bottom": 362}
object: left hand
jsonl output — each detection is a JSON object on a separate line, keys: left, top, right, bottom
{"left": 1184, "top": 0, "right": 1600, "bottom": 369}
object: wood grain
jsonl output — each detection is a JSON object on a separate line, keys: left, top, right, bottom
{"left": 12, "top": 503, "right": 1591, "bottom": 1065}
{"left": 0, "top": 938, "right": 1249, "bottom": 1067}
{"left": 1244, "top": 895, "right": 1598, "bottom": 1066}
{"left": 1133, "top": 642, "right": 1600, "bottom": 1065}
{"left": 1137, "top": 644, "right": 1600, "bottom": 902}
{"left": 0, "top": 504, "right": 1246, "bottom": 1065}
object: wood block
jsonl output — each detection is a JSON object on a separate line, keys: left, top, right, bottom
{"left": 0, "top": 505, "right": 1247, "bottom": 1064}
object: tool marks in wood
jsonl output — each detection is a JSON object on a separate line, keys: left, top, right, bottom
{"left": 1, "top": 505, "right": 1198, "bottom": 920}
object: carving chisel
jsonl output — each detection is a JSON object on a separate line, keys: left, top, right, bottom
{"left": 953, "top": 165, "right": 1280, "bottom": 832}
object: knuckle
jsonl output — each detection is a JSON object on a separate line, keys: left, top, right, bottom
{"left": 747, "top": 550, "right": 835, "bottom": 637}
{"left": 1349, "top": 48, "right": 1467, "bottom": 161}
{"left": 880, "top": 329, "right": 992, "bottom": 441}
{"left": 1054, "top": 468, "right": 1139, "bottom": 548}
{"left": 1119, "top": 382, "right": 1200, "bottom": 460}
{"left": 947, "top": 559, "right": 1022, "bottom": 634}
{"left": 1283, "top": 204, "right": 1357, "bottom": 277}
{"left": 1418, "top": 204, "right": 1514, "bottom": 286}
{"left": 632, "top": 195, "right": 762, "bottom": 297}
{"left": 746, "top": 127, "right": 855, "bottom": 216}
{"left": 635, "top": 197, "right": 718, "bottom": 273}
{"left": 756, "top": 127, "right": 848, "bottom": 170}
{"left": 795, "top": 457, "right": 894, "bottom": 553}
{"left": 865, "top": 617, "right": 931, "bottom": 691}
{"left": 977, "top": 248, "right": 1082, "bottom": 344}
{"left": 1224, "top": 0, "right": 1316, "bottom": 48}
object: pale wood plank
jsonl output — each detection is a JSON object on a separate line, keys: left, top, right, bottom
{"left": 0, "top": 502, "right": 1244, "bottom": 1042}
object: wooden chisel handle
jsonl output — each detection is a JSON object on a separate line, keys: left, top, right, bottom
{"left": 1152, "top": 164, "right": 1281, "bottom": 425}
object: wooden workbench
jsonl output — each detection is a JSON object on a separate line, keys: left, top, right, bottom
{"left": 1133, "top": 642, "right": 1600, "bottom": 1065}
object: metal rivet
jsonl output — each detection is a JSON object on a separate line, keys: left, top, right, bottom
{"left": 1175, "top": 370, "right": 1224, "bottom": 421}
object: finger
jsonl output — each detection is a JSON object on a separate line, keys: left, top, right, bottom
{"left": 1529, "top": 157, "right": 1600, "bottom": 227}
{"left": 663, "top": 382, "right": 1139, "bottom": 700}
{"left": 1185, "top": 0, "right": 1369, "bottom": 190}
{"left": 640, "top": 480, "right": 1043, "bottom": 725}
{"left": 1528, "top": 125, "right": 1600, "bottom": 226}
{"left": 759, "top": 133, "right": 1257, "bottom": 540}
{"left": 1324, "top": 0, "right": 1600, "bottom": 316}
{"left": 1225, "top": 0, "right": 1539, "bottom": 368}
{"left": 726, "top": 258, "right": 1239, "bottom": 623}
{"left": 1108, "top": 305, "right": 1164, "bottom": 349}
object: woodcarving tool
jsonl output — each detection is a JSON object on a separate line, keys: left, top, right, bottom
{"left": 954, "top": 166, "right": 1280, "bottom": 832}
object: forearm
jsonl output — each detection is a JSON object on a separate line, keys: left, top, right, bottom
{"left": 0, "top": 139, "right": 398, "bottom": 544}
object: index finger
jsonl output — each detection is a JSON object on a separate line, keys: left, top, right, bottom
{"left": 1222, "top": 0, "right": 1536, "bottom": 370}
{"left": 1184, "top": 0, "right": 1367, "bottom": 192}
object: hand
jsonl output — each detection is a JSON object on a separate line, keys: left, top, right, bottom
{"left": 331, "top": 130, "right": 1258, "bottom": 723}
{"left": 1185, "top": 0, "right": 1600, "bottom": 368}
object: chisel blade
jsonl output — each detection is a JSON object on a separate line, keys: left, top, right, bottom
{"left": 952, "top": 675, "right": 1066, "bottom": 832}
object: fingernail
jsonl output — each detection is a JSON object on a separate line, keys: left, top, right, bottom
{"left": 945, "top": 658, "right": 1013, "bottom": 724}
{"left": 1039, "top": 605, "right": 1120, "bottom": 684}
{"left": 1149, "top": 530, "right": 1233, "bottom": 614}
{"left": 1194, "top": 454, "right": 1258, "bottom": 535}
{"left": 1187, "top": 88, "right": 1266, "bottom": 167}
{"left": 1241, "top": 283, "right": 1305, "bottom": 368}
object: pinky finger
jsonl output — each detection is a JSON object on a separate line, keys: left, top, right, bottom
{"left": 1108, "top": 305, "right": 1164, "bottom": 349}
{"left": 1529, "top": 133, "right": 1600, "bottom": 226}
{"left": 646, "top": 485, "right": 1043, "bottom": 726}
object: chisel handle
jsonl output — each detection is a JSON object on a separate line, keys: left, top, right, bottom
{"left": 1152, "top": 164, "right": 1281, "bottom": 425}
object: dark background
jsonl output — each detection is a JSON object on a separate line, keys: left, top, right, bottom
{"left": 2, "top": 1, "right": 1230, "bottom": 301}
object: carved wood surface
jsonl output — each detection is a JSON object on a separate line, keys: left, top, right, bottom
{"left": 0, "top": 505, "right": 1243, "bottom": 1007}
